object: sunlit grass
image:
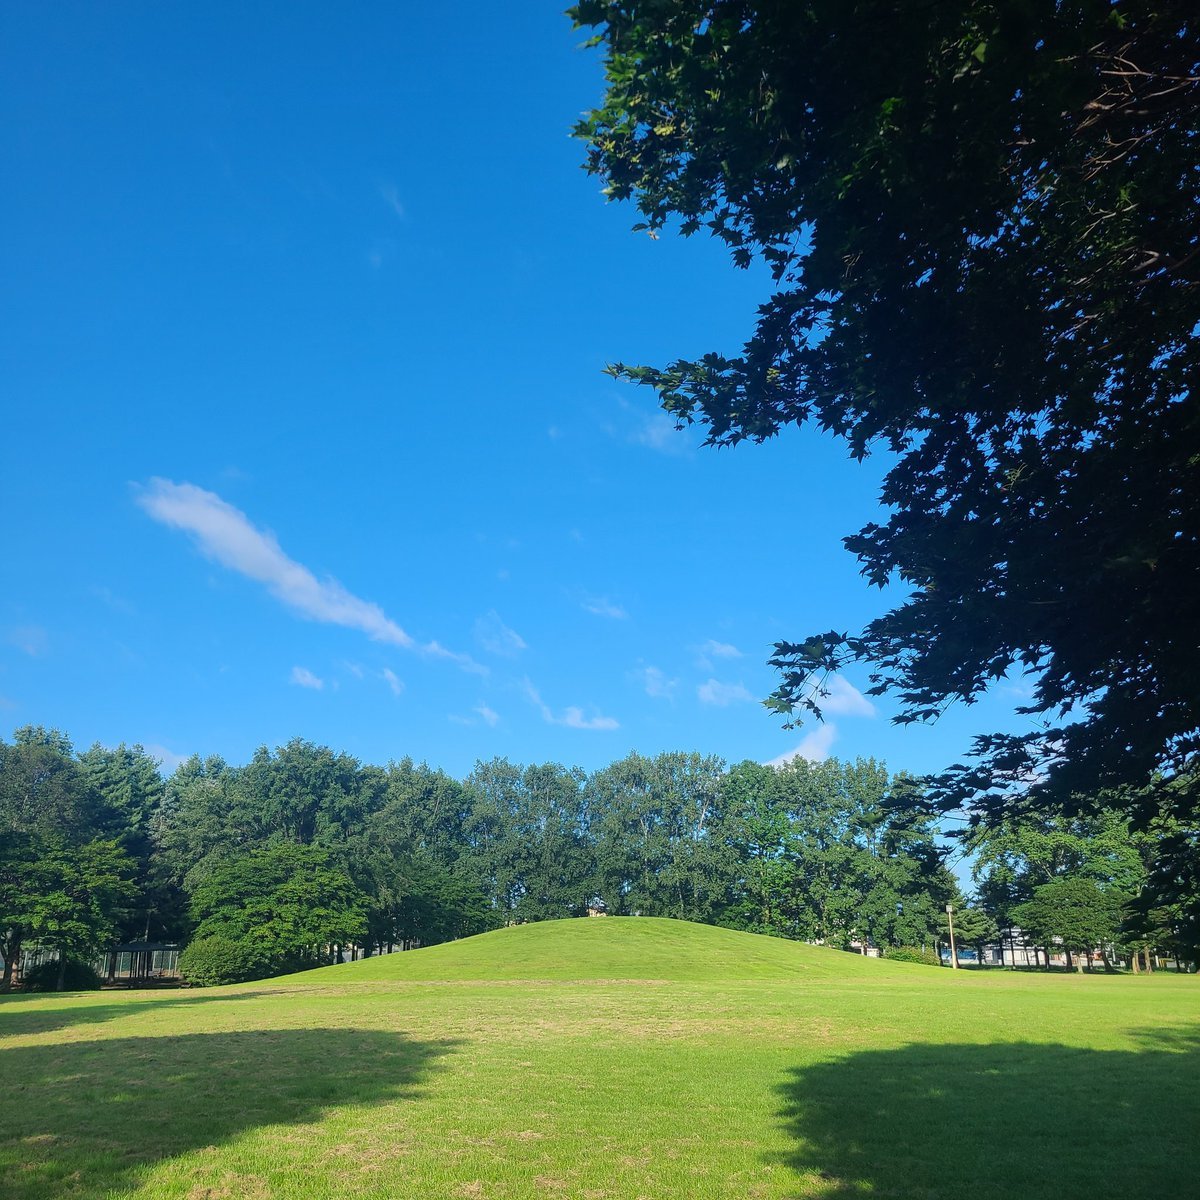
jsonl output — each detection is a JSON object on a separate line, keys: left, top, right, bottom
{"left": 2, "top": 918, "right": 1197, "bottom": 1198}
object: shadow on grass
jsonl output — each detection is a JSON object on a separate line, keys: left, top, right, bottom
{"left": 777, "top": 1028, "right": 1200, "bottom": 1199}
{"left": 0, "top": 1027, "right": 459, "bottom": 1199}
{"left": 0, "top": 989, "right": 272, "bottom": 1038}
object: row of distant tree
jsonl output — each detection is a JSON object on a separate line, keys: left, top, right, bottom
{"left": 0, "top": 726, "right": 1193, "bottom": 988}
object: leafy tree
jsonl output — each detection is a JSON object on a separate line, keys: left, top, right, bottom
{"left": 187, "top": 843, "right": 367, "bottom": 977}
{"left": 719, "top": 760, "right": 793, "bottom": 934}
{"left": 0, "top": 727, "right": 98, "bottom": 839}
{"left": 971, "top": 809, "right": 1143, "bottom": 963}
{"left": 24, "top": 839, "right": 137, "bottom": 990}
{"left": 946, "top": 901, "right": 1000, "bottom": 967}
{"left": 571, "top": 2, "right": 1200, "bottom": 900}
{"left": 0, "top": 832, "right": 40, "bottom": 991}
{"left": 79, "top": 742, "right": 186, "bottom": 943}
{"left": 586, "top": 752, "right": 729, "bottom": 920}
{"left": 1012, "top": 876, "right": 1123, "bottom": 972}
{"left": 465, "top": 758, "right": 593, "bottom": 923}
{"left": 0, "top": 728, "right": 121, "bottom": 988}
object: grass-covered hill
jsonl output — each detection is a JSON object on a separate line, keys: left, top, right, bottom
{"left": 291, "top": 915, "right": 907, "bottom": 984}
{"left": 3, "top": 918, "right": 1198, "bottom": 1200}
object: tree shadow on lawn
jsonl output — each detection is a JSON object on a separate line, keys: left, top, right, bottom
{"left": 776, "top": 1027, "right": 1200, "bottom": 1199}
{"left": 0, "top": 989, "right": 273, "bottom": 1039}
{"left": 0, "top": 1027, "right": 459, "bottom": 1199}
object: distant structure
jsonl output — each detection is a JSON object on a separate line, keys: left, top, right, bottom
{"left": 587, "top": 898, "right": 608, "bottom": 917}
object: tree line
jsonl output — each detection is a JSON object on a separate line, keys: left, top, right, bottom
{"left": 1, "top": 726, "right": 1192, "bottom": 988}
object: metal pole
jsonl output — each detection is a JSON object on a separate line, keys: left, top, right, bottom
{"left": 946, "top": 904, "right": 959, "bottom": 970}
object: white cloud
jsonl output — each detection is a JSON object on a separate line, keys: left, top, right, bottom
{"left": 137, "top": 479, "right": 480, "bottom": 670}
{"left": 381, "top": 184, "right": 405, "bottom": 219}
{"left": 475, "top": 611, "right": 527, "bottom": 657}
{"left": 92, "top": 586, "right": 136, "bottom": 615}
{"left": 8, "top": 626, "right": 48, "bottom": 657}
{"left": 614, "top": 397, "right": 689, "bottom": 456}
{"left": 449, "top": 703, "right": 501, "bottom": 728}
{"left": 701, "top": 639, "right": 741, "bottom": 660}
{"left": 138, "top": 480, "right": 412, "bottom": 642}
{"left": 630, "top": 411, "right": 680, "bottom": 452}
{"left": 522, "top": 679, "right": 619, "bottom": 731}
{"left": 637, "top": 666, "right": 678, "bottom": 700}
{"left": 697, "top": 678, "right": 754, "bottom": 707}
{"left": 144, "top": 743, "right": 189, "bottom": 773}
{"left": 290, "top": 665, "right": 324, "bottom": 690}
{"left": 818, "top": 675, "right": 876, "bottom": 718}
{"left": 381, "top": 668, "right": 404, "bottom": 696}
{"left": 766, "top": 723, "right": 838, "bottom": 767}
{"left": 422, "top": 641, "right": 487, "bottom": 674}
{"left": 581, "top": 594, "right": 628, "bottom": 620}
{"left": 695, "top": 638, "right": 742, "bottom": 670}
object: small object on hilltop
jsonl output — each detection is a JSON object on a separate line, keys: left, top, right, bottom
{"left": 586, "top": 898, "right": 608, "bottom": 918}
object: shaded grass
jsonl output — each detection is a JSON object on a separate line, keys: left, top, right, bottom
{"left": 1, "top": 918, "right": 1197, "bottom": 1198}
{"left": 778, "top": 1031, "right": 1200, "bottom": 1198}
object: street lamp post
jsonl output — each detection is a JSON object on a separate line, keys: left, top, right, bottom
{"left": 946, "top": 903, "right": 959, "bottom": 970}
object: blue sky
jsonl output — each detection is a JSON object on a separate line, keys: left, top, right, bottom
{"left": 0, "top": 3, "right": 1035, "bottom": 784}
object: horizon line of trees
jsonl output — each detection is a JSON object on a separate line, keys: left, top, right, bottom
{"left": 1, "top": 725, "right": 1193, "bottom": 989}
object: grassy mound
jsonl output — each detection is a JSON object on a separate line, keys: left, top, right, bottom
{"left": 3, "top": 917, "right": 1196, "bottom": 1199}
{"left": 288, "top": 916, "right": 906, "bottom": 984}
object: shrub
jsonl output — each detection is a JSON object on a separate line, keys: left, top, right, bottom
{"left": 22, "top": 959, "right": 103, "bottom": 992}
{"left": 885, "top": 945, "right": 942, "bottom": 967}
{"left": 178, "top": 936, "right": 276, "bottom": 987}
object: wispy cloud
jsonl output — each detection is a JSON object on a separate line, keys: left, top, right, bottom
{"left": 766, "top": 723, "right": 838, "bottom": 767}
{"left": 381, "top": 667, "right": 404, "bottom": 696}
{"left": 630, "top": 411, "right": 683, "bottom": 453}
{"left": 136, "top": 479, "right": 480, "bottom": 670}
{"left": 145, "top": 743, "right": 189, "bottom": 773}
{"left": 7, "top": 626, "right": 48, "bottom": 657}
{"left": 92, "top": 586, "right": 136, "bottom": 616}
{"left": 381, "top": 183, "right": 405, "bottom": 219}
{"left": 474, "top": 610, "right": 527, "bottom": 657}
{"left": 449, "top": 703, "right": 502, "bottom": 728}
{"left": 523, "top": 679, "right": 619, "bottom": 731}
{"left": 697, "top": 678, "right": 754, "bottom": 707}
{"left": 290, "top": 665, "right": 324, "bottom": 690}
{"left": 581, "top": 594, "right": 628, "bottom": 620}
{"left": 612, "top": 398, "right": 690, "bottom": 456}
{"left": 636, "top": 665, "right": 678, "bottom": 700}
{"left": 695, "top": 638, "right": 742, "bottom": 670}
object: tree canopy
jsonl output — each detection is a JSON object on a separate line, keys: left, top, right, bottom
{"left": 570, "top": 2, "right": 1200, "bottom": 885}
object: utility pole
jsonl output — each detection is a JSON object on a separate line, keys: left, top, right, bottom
{"left": 946, "top": 904, "right": 959, "bottom": 970}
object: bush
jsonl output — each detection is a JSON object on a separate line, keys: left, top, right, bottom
{"left": 885, "top": 945, "right": 942, "bottom": 967}
{"left": 178, "top": 936, "right": 276, "bottom": 987}
{"left": 22, "top": 959, "right": 103, "bottom": 992}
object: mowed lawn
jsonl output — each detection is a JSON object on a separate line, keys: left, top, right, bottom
{"left": 1, "top": 919, "right": 1197, "bottom": 1200}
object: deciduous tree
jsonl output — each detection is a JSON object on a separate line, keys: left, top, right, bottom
{"left": 571, "top": 1, "right": 1200, "bottom": 906}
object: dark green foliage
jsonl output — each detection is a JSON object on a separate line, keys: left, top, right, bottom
{"left": 187, "top": 843, "right": 368, "bottom": 976}
{"left": 718, "top": 758, "right": 954, "bottom": 950}
{"left": 20, "top": 958, "right": 102, "bottom": 992}
{"left": 177, "top": 935, "right": 274, "bottom": 987}
{"left": 1012, "top": 876, "right": 1123, "bottom": 968}
{"left": 883, "top": 946, "right": 941, "bottom": 967}
{"left": 571, "top": 2, "right": 1200, "bottom": 908}
{"left": 6, "top": 721, "right": 1195, "bottom": 975}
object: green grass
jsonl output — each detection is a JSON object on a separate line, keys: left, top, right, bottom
{"left": 2, "top": 917, "right": 1196, "bottom": 1199}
